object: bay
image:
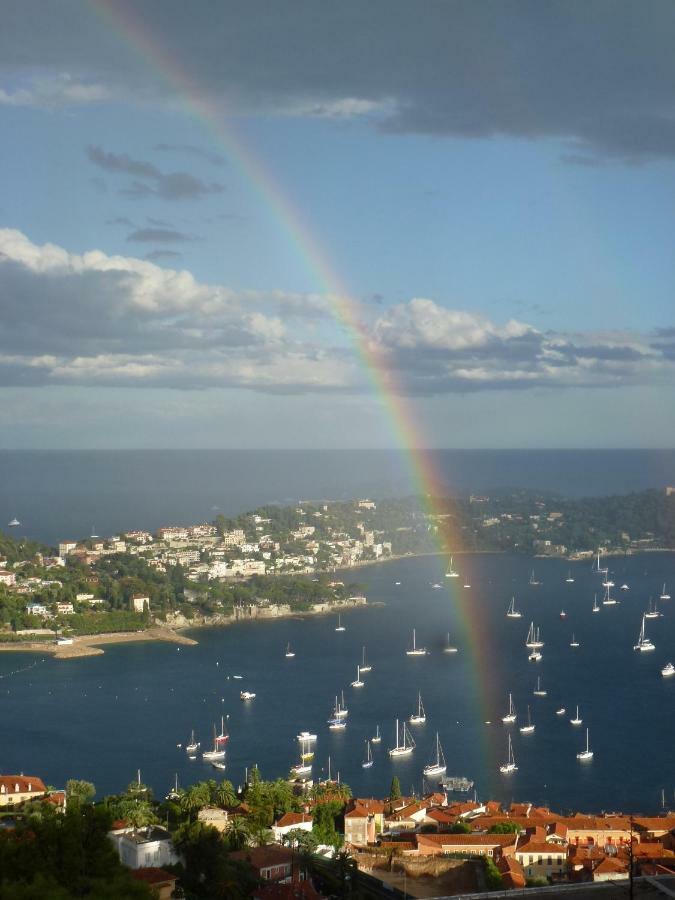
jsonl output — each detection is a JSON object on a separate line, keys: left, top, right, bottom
{"left": 2, "top": 551, "right": 674, "bottom": 813}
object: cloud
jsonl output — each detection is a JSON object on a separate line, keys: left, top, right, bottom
{"left": 86, "top": 145, "right": 224, "bottom": 200}
{"left": 5, "top": 3, "right": 675, "bottom": 162}
{"left": 144, "top": 250, "right": 183, "bottom": 262}
{"left": 1, "top": 229, "right": 673, "bottom": 396}
{"left": 154, "top": 143, "right": 225, "bottom": 166}
{"left": 0, "top": 72, "right": 109, "bottom": 108}
{"left": 126, "top": 227, "right": 194, "bottom": 244}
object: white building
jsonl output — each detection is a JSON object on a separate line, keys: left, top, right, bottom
{"left": 112, "top": 826, "right": 180, "bottom": 870}
{"left": 131, "top": 595, "right": 150, "bottom": 613}
{"left": 0, "top": 570, "right": 16, "bottom": 586}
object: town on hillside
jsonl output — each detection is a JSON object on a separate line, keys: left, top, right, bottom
{"left": 2, "top": 488, "right": 675, "bottom": 640}
{"left": 2, "top": 769, "right": 675, "bottom": 897}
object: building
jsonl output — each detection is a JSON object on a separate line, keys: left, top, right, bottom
{"left": 272, "top": 812, "right": 313, "bottom": 843}
{"left": 0, "top": 775, "right": 47, "bottom": 806}
{"left": 129, "top": 868, "right": 178, "bottom": 900}
{"left": 230, "top": 846, "right": 301, "bottom": 884}
{"left": 415, "top": 833, "right": 518, "bottom": 859}
{"left": 0, "top": 570, "right": 16, "bottom": 586}
{"left": 197, "top": 807, "right": 230, "bottom": 833}
{"left": 58, "top": 542, "right": 78, "bottom": 557}
{"left": 131, "top": 595, "right": 150, "bottom": 613}
{"left": 112, "top": 826, "right": 180, "bottom": 870}
{"left": 515, "top": 839, "right": 568, "bottom": 880}
{"left": 56, "top": 602, "right": 74, "bottom": 615}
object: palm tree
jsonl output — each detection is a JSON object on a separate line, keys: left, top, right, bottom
{"left": 215, "top": 780, "right": 237, "bottom": 809}
{"left": 227, "top": 815, "right": 250, "bottom": 851}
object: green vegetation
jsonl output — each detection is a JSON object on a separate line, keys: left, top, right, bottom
{"left": 389, "top": 776, "right": 402, "bottom": 801}
{"left": 483, "top": 856, "right": 504, "bottom": 890}
{"left": 488, "top": 821, "right": 522, "bottom": 834}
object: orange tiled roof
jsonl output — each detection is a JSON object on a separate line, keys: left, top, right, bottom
{"left": 275, "top": 812, "right": 313, "bottom": 828}
{"left": 0, "top": 776, "right": 47, "bottom": 796}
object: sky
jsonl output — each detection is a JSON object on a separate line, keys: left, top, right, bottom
{"left": 2, "top": 0, "right": 675, "bottom": 449}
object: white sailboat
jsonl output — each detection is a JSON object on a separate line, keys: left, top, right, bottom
{"left": 388, "top": 719, "right": 415, "bottom": 757}
{"left": 445, "top": 556, "right": 460, "bottom": 577}
{"left": 443, "top": 632, "right": 459, "bottom": 653}
{"left": 360, "top": 646, "right": 372, "bottom": 673}
{"left": 506, "top": 597, "right": 522, "bottom": 618}
{"left": 215, "top": 716, "right": 229, "bottom": 746}
{"left": 660, "top": 583, "right": 671, "bottom": 601}
{"left": 566, "top": 570, "right": 575, "bottom": 583}
{"left": 499, "top": 734, "right": 518, "bottom": 774}
{"left": 409, "top": 692, "right": 426, "bottom": 724}
{"left": 335, "top": 614, "right": 346, "bottom": 632}
{"left": 423, "top": 732, "right": 447, "bottom": 777}
{"left": 371, "top": 724, "right": 382, "bottom": 743}
{"left": 602, "top": 585, "right": 617, "bottom": 606}
{"left": 645, "top": 598, "right": 662, "bottom": 619}
{"left": 570, "top": 705, "right": 582, "bottom": 726}
{"left": 186, "top": 729, "right": 200, "bottom": 757}
{"left": 502, "top": 693, "right": 517, "bottom": 724}
{"left": 351, "top": 665, "right": 364, "bottom": 688}
{"left": 519, "top": 705, "right": 535, "bottom": 734}
{"left": 576, "top": 728, "right": 593, "bottom": 761}
{"left": 285, "top": 642, "right": 296, "bottom": 658}
{"left": 240, "top": 690, "right": 256, "bottom": 700}
{"left": 533, "top": 676, "right": 547, "bottom": 697}
{"left": 525, "top": 622, "right": 544, "bottom": 649}
{"left": 328, "top": 695, "right": 347, "bottom": 728}
{"left": 406, "top": 628, "right": 427, "bottom": 656}
{"left": 634, "top": 613, "right": 655, "bottom": 651}
{"left": 529, "top": 569, "right": 541, "bottom": 586}
{"left": 362, "top": 740, "right": 374, "bottom": 769}
{"left": 570, "top": 633, "right": 580, "bottom": 648}
{"left": 592, "top": 594, "right": 600, "bottom": 613}
{"left": 203, "top": 723, "right": 226, "bottom": 760}
{"left": 335, "top": 690, "right": 349, "bottom": 716}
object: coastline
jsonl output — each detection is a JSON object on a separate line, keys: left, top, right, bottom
{"left": 0, "top": 626, "right": 197, "bottom": 660}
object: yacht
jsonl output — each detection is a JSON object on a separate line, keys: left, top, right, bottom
{"left": 528, "top": 649, "right": 543, "bottom": 662}
{"left": 285, "top": 642, "right": 295, "bottom": 658}
{"left": 661, "top": 662, "right": 675, "bottom": 678}
{"left": 570, "top": 634, "right": 580, "bottom": 648}
{"left": 506, "top": 597, "right": 522, "bottom": 618}
{"left": 592, "top": 594, "right": 600, "bottom": 613}
{"left": 335, "top": 614, "right": 346, "bottom": 632}
{"left": 556, "top": 707, "right": 566, "bottom": 716}
{"left": 525, "top": 622, "right": 544, "bottom": 649}
{"left": 502, "top": 693, "right": 517, "bottom": 724}
{"left": 529, "top": 569, "right": 541, "bottom": 586}
{"left": 409, "top": 692, "right": 426, "bottom": 725}
{"left": 519, "top": 706, "right": 535, "bottom": 734}
{"left": 423, "top": 732, "right": 447, "bottom": 777}
{"left": 297, "top": 730, "right": 317, "bottom": 742}
{"left": 576, "top": 728, "right": 593, "bottom": 761}
{"left": 360, "top": 646, "right": 372, "bottom": 673}
{"left": 240, "top": 690, "right": 256, "bottom": 700}
{"left": 634, "top": 614, "right": 655, "bottom": 652}
{"left": 566, "top": 570, "right": 575, "bottom": 583}
{"left": 499, "top": 734, "right": 518, "bottom": 774}
{"left": 645, "top": 598, "right": 662, "bottom": 619}
{"left": 443, "top": 632, "right": 459, "bottom": 653}
{"left": 388, "top": 719, "right": 415, "bottom": 757}
{"left": 445, "top": 556, "right": 460, "bottom": 578}
{"left": 351, "top": 665, "right": 364, "bottom": 688}
{"left": 202, "top": 724, "right": 226, "bottom": 761}
{"left": 7, "top": 518, "right": 20, "bottom": 528}
{"left": 602, "top": 585, "right": 617, "bottom": 606}
{"left": 215, "top": 716, "right": 229, "bottom": 746}
{"left": 362, "top": 740, "right": 374, "bottom": 769}
{"left": 185, "top": 729, "right": 200, "bottom": 757}
{"left": 328, "top": 717, "right": 347, "bottom": 730}
{"left": 660, "top": 583, "right": 671, "bottom": 601}
{"left": 371, "top": 724, "right": 382, "bottom": 743}
{"left": 570, "top": 705, "right": 582, "bottom": 726}
{"left": 620, "top": 583, "right": 630, "bottom": 591}
{"left": 406, "top": 628, "right": 427, "bottom": 656}
{"left": 560, "top": 609, "right": 567, "bottom": 619}
{"left": 291, "top": 759, "right": 312, "bottom": 776}
{"left": 334, "top": 691, "right": 348, "bottom": 718}
{"left": 533, "top": 676, "right": 547, "bottom": 697}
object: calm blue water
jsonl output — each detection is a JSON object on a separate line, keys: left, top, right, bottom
{"left": 1, "top": 449, "right": 675, "bottom": 546}
{"left": 2, "top": 552, "right": 674, "bottom": 813}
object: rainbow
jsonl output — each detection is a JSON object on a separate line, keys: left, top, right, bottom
{"left": 88, "top": 0, "right": 500, "bottom": 768}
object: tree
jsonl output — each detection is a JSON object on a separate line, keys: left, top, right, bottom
{"left": 484, "top": 856, "right": 503, "bottom": 890}
{"left": 65, "top": 779, "right": 95, "bottom": 806}
{"left": 227, "top": 815, "right": 250, "bottom": 851}
{"left": 449, "top": 822, "right": 471, "bottom": 834}
{"left": 214, "top": 779, "right": 237, "bottom": 809}
{"left": 389, "top": 776, "right": 401, "bottom": 801}
{"left": 120, "top": 799, "right": 158, "bottom": 829}
{"left": 488, "top": 821, "right": 521, "bottom": 834}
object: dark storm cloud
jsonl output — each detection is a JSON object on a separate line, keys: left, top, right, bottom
{"left": 4, "top": 2, "right": 675, "bottom": 161}
{"left": 87, "top": 145, "right": 224, "bottom": 200}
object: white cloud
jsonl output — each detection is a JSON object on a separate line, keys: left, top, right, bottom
{"left": 0, "top": 73, "right": 110, "bottom": 108}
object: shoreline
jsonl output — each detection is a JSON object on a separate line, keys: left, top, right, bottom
{"left": 0, "top": 626, "right": 197, "bottom": 660}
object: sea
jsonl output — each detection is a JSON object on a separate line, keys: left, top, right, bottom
{"left": 1, "top": 552, "right": 674, "bottom": 814}
{"left": 1, "top": 449, "right": 675, "bottom": 813}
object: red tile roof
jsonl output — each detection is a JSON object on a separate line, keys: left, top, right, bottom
{"left": 231, "top": 846, "right": 294, "bottom": 871}
{"left": 131, "top": 868, "right": 178, "bottom": 886}
{"left": 0, "top": 776, "right": 47, "bottom": 796}
{"left": 275, "top": 812, "right": 313, "bottom": 828}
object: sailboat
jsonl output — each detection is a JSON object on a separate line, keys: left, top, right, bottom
{"left": 351, "top": 665, "right": 364, "bottom": 688}
{"left": 592, "top": 594, "right": 600, "bottom": 613}
{"left": 566, "top": 570, "right": 575, "bottom": 583}
{"left": 409, "top": 692, "right": 426, "bottom": 724}
{"left": 328, "top": 695, "right": 347, "bottom": 728}
{"left": 215, "top": 717, "right": 229, "bottom": 746}
{"left": 291, "top": 739, "right": 313, "bottom": 776}
{"left": 371, "top": 724, "right": 382, "bottom": 743}
{"left": 570, "top": 705, "right": 582, "bottom": 726}
{"left": 285, "top": 642, "right": 296, "bottom": 658}
{"left": 406, "top": 628, "right": 427, "bottom": 656}
{"left": 533, "top": 676, "right": 547, "bottom": 697}
{"left": 559, "top": 609, "right": 567, "bottom": 619}
{"left": 423, "top": 732, "right": 447, "bottom": 777}
{"left": 645, "top": 598, "right": 662, "bottom": 619}
{"left": 297, "top": 730, "right": 317, "bottom": 742}
{"left": 570, "top": 633, "right": 580, "bottom": 648}
{"left": 360, "top": 646, "right": 372, "bottom": 673}
{"left": 519, "top": 705, "right": 535, "bottom": 734}
{"left": 499, "top": 734, "right": 518, "bottom": 774}
{"left": 388, "top": 719, "right": 415, "bottom": 756}
{"left": 634, "top": 613, "right": 655, "bottom": 651}
{"left": 335, "top": 614, "right": 346, "bottom": 632}
{"left": 185, "top": 729, "right": 200, "bottom": 757}
{"left": 362, "top": 740, "right": 374, "bottom": 769}
{"left": 576, "top": 728, "right": 593, "bottom": 761}
{"left": 445, "top": 556, "right": 459, "bottom": 578}
{"left": 529, "top": 569, "right": 541, "bottom": 586}
{"left": 337, "top": 689, "right": 349, "bottom": 716}
{"left": 203, "top": 723, "right": 226, "bottom": 760}
{"left": 660, "top": 583, "right": 671, "bottom": 601}
{"left": 525, "top": 622, "right": 544, "bottom": 649}
{"left": 602, "top": 585, "right": 617, "bottom": 606}
{"left": 7, "top": 518, "right": 20, "bottom": 528}
{"left": 502, "top": 693, "right": 517, "bottom": 724}
{"left": 443, "top": 632, "right": 459, "bottom": 653}
{"left": 506, "top": 597, "right": 522, "bottom": 618}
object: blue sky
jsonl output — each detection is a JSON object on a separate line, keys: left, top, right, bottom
{"left": 2, "top": 1, "right": 675, "bottom": 448}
